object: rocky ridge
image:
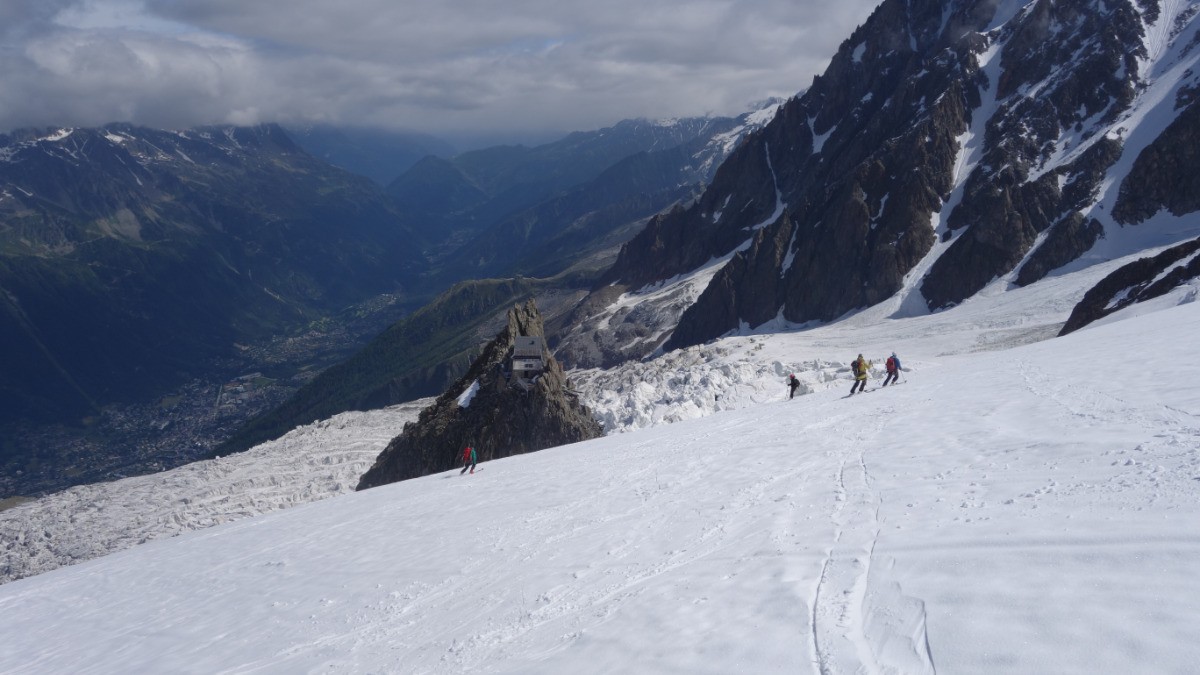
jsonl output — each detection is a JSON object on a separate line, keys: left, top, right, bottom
{"left": 561, "top": 0, "right": 1200, "bottom": 361}
{"left": 1060, "top": 234, "right": 1200, "bottom": 334}
{"left": 357, "top": 300, "right": 601, "bottom": 489}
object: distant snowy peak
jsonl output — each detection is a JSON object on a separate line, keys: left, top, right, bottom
{"left": 572, "top": 0, "right": 1200, "bottom": 359}
{"left": 0, "top": 122, "right": 309, "bottom": 239}
{"left": 39, "top": 128, "right": 74, "bottom": 142}
{"left": 578, "top": 101, "right": 782, "bottom": 181}
{"left": 0, "top": 123, "right": 299, "bottom": 171}
{"left": 604, "top": 102, "right": 781, "bottom": 166}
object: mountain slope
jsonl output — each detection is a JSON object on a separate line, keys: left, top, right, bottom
{"left": 387, "top": 112, "right": 772, "bottom": 251}
{"left": 1, "top": 281, "right": 1197, "bottom": 673}
{"left": 0, "top": 241, "right": 1169, "bottom": 580}
{"left": 575, "top": 0, "right": 1200, "bottom": 357}
{"left": 0, "top": 123, "right": 426, "bottom": 432}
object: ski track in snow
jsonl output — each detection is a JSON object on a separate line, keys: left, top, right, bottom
{"left": 812, "top": 439, "right": 883, "bottom": 675}
{"left": 808, "top": 407, "right": 936, "bottom": 675}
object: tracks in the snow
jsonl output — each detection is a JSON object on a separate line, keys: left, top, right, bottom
{"left": 812, "top": 451, "right": 883, "bottom": 675}
{"left": 810, "top": 415, "right": 935, "bottom": 675}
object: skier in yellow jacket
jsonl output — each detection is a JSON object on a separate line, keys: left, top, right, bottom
{"left": 849, "top": 354, "right": 872, "bottom": 395}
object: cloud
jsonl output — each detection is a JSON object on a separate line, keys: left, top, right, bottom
{"left": 0, "top": 0, "right": 881, "bottom": 139}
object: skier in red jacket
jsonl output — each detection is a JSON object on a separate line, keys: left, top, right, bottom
{"left": 460, "top": 445, "right": 477, "bottom": 475}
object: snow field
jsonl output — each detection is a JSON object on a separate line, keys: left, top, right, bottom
{"left": 0, "top": 400, "right": 429, "bottom": 584}
{"left": 1, "top": 298, "right": 1198, "bottom": 673}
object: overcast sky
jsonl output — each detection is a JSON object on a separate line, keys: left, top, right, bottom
{"left": 0, "top": 0, "right": 879, "bottom": 144}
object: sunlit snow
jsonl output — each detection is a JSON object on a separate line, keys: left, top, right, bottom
{"left": 38, "top": 128, "right": 73, "bottom": 142}
{"left": 2, "top": 259, "right": 1198, "bottom": 674}
{"left": 457, "top": 379, "right": 480, "bottom": 408}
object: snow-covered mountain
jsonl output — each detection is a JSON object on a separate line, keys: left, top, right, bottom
{"left": 1, "top": 245, "right": 1197, "bottom": 672}
{"left": 562, "top": 0, "right": 1200, "bottom": 366}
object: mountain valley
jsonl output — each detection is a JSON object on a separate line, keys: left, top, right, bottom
{"left": 2, "top": 0, "right": 1200, "bottom": 670}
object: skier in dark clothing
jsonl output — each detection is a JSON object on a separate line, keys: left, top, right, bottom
{"left": 460, "top": 445, "right": 477, "bottom": 475}
{"left": 882, "top": 353, "right": 901, "bottom": 387}
{"left": 788, "top": 374, "right": 800, "bottom": 399}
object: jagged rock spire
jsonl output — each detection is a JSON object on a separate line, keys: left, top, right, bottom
{"left": 357, "top": 300, "right": 602, "bottom": 489}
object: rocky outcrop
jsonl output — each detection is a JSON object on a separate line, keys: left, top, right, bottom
{"left": 1015, "top": 213, "right": 1105, "bottom": 287}
{"left": 356, "top": 300, "right": 602, "bottom": 489}
{"left": 1113, "top": 99, "right": 1200, "bottom": 224}
{"left": 1060, "top": 235, "right": 1200, "bottom": 335}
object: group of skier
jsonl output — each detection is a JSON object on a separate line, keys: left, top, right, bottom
{"left": 849, "top": 352, "right": 902, "bottom": 395}
{"left": 787, "top": 352, "right": 904, "bottom": 400}
{"left": 850, "top": 352, "right": 902, "bottom": 394}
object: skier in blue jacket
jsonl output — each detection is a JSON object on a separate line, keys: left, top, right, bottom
{"left": 882, "top": 353, "right": 901, "bottom": 387}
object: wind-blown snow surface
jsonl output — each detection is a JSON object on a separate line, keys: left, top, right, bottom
{"left": 2, "top": 289, "right": 1199, "bottom": 672}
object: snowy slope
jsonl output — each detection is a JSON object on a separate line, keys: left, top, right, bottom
{"left": 0, "top": 400, "right": 429, "bottom": 584}
{"left": 2, "top": 244, "right": 1121, "bottom": 586}
{"left": 1, "top": 279, "right": 1198, "bottom": 672}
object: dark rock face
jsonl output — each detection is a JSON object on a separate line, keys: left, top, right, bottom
{"left": 1015, "top": 213, "right": 1105, "bottom": 286}
{"left": 605, "top": 0, "right": 978, "bottom": 348}
{"left": 920, "top": 0, "right": 1145, "bottom": 308}
{"left": 1008, "top": 137, "right": 1123, "bottom": 287}
{"left": 357, "top": 300, "right": 602, "bottom": 489}
{"left": 1060, "top": 236, "right": 1200, "bottom": 334}
{"left": 1113, "top": 99, "right": 1200, "bottom": 224}
{"left": 664, "top": 213, "right": 798, "bottom": 352}
{"left": 567, "top": 0, "right": 1200, "bottom": 352}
